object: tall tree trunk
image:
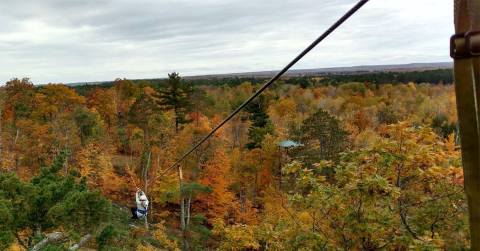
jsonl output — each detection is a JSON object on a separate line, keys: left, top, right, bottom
{"left": 144, "top": 151, "right": 151, "bottom": 229}
{"left": 144, "top": 151, "right": 151, "bottom": 194}
{"left": 186, "top": 194, "right": 192, "bottom": 227}
{"left": 178, "top": 165, "right": 189, "bottom": 250}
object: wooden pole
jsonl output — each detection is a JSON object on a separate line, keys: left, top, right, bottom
{"left": 453, "top": 0, "right": 480, "bottom": 249}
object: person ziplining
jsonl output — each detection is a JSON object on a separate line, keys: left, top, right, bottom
{"left": 131, "top": 188, "right": 149, "bottom": 220}
{"left": 119, "top": 0, "right": 480, "bottom": 247}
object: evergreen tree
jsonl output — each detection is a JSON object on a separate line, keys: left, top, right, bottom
{"left": 155, "top": 72, "right": 193, "bottom": 133}
{"left": 0, "top": 150, "right": 112, "bottom": 249}
{"left": 245, "top": 96, "right": 273, "bottom": 149}
{"left": 292, "top": 109, "right": 349, "bottom": 164}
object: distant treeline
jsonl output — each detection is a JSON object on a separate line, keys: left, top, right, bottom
{"left": 72, "top": 77, "right": 266, "bottom": 95}
{"left": 71, "top": 69, "right": 453, "bottom": 94}
{"left": 317, "top": 69, "right": 453, "bottom": 85}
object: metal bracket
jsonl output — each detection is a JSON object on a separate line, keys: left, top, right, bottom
{"left": 451, "top": 31, "right": 480, "bottom": 59}
{"left": 467, "top": 31, "right": 480, "bottom": 56}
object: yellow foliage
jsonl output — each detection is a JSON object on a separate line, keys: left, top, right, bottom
{"left": 135, "top": 223, "right": 180, "bottom": 250}
{"left": 136, "top": 244, "right": 157, "bottom": 251}
{"left": 212, "top": 219, "right": 260, "bottom": 251}
{"left": 151, "top": 223, "right": 181, "bottom": 251}
{"left": 76, "top": 142, "right": 127, "bottom": 200}
{"left": 6, "top": 243, "right": 25, "bottom": 251}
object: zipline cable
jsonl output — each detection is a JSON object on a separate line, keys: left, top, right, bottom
{"left": 162, "top": 0, "right": 370, "bottom": 175}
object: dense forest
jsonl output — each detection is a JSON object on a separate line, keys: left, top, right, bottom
{"left": 71, "top": 69, "right": 453, "bottom": 94}
{"left": 0, "top": 72, "right": 467, "bottom": 250}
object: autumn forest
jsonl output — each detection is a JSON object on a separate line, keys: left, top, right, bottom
{"left": 0, "top": 73, "right": 467, "bottom": 250}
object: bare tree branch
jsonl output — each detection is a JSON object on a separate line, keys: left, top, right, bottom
{"left": 68, "top": 234, "right": 92, "bottom": 251}
{"left": 31, "top": 232, "right": 65, "bottom": 251}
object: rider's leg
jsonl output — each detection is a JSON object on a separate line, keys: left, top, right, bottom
{"left": 130, "top": 207, "right": 138, "bottom": 219}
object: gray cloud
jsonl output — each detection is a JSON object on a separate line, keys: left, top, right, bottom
{"left": 0, "top": 0, "right": 453, "bottom": 84}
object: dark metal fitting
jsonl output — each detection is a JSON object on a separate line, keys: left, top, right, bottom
{"left": 451, "top": 31, "right": 480, "bottom": 59}
{"left": 466, "top": 31, "right": 480, "bottom": 56}
{"left": 451, "top": 33, "right": 468, "bottom": 59}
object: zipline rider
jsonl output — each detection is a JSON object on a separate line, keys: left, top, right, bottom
{"left": 131, "top": 188, "right": 149, "bottom": 219}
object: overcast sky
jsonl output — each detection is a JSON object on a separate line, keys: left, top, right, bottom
{"left": 0, "top": 0, "right": 453, "bottom": 84}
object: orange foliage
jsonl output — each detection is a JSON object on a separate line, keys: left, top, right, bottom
{"left": 76, "top": 143, "right": 127, "bottom": 201}
{"left": 196, "top": 149, "right": 235, "bottom": 222}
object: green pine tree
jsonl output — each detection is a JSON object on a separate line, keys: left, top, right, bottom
{"left": 292, "top": 109, "right": 349, "bottom": 164}
{"left": 155, "top": 72, "right": 193, "bottom": 133}
{"left": 0, "top": 150, "right": 112, "bottom": 249}
{"left": 245, "top": 96, "right": 273, "bottom": 149}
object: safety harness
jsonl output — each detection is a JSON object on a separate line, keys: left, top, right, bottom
{"left": 451, "top": 0, "right": 480, "bottom": 249}
{"left": 137, "top": 208, "right": 148, "bottom": 216}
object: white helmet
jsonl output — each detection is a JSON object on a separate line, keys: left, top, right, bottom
{"left": 140, "top": 194, "right": 147, "bottom": 201}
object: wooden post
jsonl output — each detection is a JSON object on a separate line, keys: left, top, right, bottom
{"left": 453, "top": 0, "right": 480, "bottom": 249}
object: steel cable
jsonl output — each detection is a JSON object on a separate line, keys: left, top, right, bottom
{"left": 162, "top": 0, "right": 370, "bottom": 175}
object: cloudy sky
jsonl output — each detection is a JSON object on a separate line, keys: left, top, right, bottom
{"left": 0, "top": 0, "right": 453, "bottom": 84}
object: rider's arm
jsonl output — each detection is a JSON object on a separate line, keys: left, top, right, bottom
{"left": 143, "top": 198, "right": 149, "bottom": 209}
{"left": 135, "top": 190, "right": 140, "bottom": 205}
